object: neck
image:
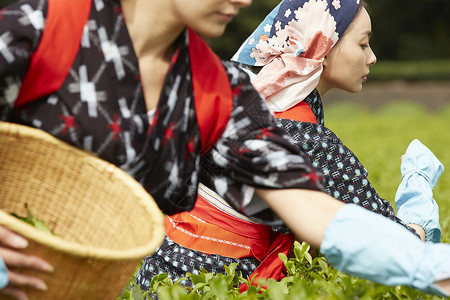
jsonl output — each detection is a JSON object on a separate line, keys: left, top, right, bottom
{"left": 315, "top": 81, "right": 330, "bottom": 97}
{"left": 120, "top": 0, "right": 185, "bottom": 59}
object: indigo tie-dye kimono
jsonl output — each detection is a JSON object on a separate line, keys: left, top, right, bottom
{"left": 0, "top": 1, "right": 322, "bottom": 236}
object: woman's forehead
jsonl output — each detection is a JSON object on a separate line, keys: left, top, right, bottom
{"left": 344, "top": 8, "right": 372, "bottom": 40}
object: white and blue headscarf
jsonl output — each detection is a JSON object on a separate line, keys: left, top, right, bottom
{"left": 232, "top": 0, "right": 360, "bottom": 112}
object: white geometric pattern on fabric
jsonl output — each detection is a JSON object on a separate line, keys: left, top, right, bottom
{"left": 81, "top": 24, "right": 91, "bottom": 48}
{"left": 94, "top": 0, "right": 105, "bottom": 12}
{"left": 98, "top": 26, "right": 125, "bottom": 80}
{"left": 1, "top": 77, "right": 20, "bottom": 104}
{"left": 79, "top": 65, "right": 99, "bottom": 118}
{"left": 0, "top": 32, "right": 15, "bottom": 63}
{"left": 19, "top": 4, "right": 44, "bottom": 30}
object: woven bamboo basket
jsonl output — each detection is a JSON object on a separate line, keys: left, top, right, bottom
{"left": 0, "top": 121, "right": 165, "bottom": 299}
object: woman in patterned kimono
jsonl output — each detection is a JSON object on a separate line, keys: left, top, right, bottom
{"left": 141, "top": 0, "right": 450, "bottom": 297}
{"left": 0, "top": 0, "right": 449, "bottom": 299}
{"left": 231, "top": 0, "right": 443, "bottom": 242}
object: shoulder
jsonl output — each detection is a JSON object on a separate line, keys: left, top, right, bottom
{"left": 1, "top": 0, "right": 47, "bottom": 12}
{"left": 220, "top": 60, "right": 267, "bottom": 107}
{"left": 220, "top": 60, "right": 253, "bottom": 87}
{"left": 1, "top": 0, "right": 48, "bottom": 27}
{"left": 276, "top": 120, "right": 341, "bottom": 147}
{"left": 0, "top": 0, "right": 48, "bottom": 52}
{"left": 276, "top": 119, "right": 368, "bottom": 173}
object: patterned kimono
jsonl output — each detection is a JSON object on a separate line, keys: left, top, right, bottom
{"left": 0, "top": 0, "right": 323, "bottom": 292}
{"left": 276, "top": 90, "right": 417, "bottom": 231}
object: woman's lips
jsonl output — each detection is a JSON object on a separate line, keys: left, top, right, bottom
{"left": 217, "top": 12, "right": 236, "bottom": 23}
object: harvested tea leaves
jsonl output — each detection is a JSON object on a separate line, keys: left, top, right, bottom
{"left": 11, "top": 203, "right": 54, "bottom": 235}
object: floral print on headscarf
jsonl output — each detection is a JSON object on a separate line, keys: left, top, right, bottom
{"left": 231, "top": 0, "right": 360, "bottom": 112}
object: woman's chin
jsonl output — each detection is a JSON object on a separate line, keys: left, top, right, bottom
{"left": 349, "top": 84, "right": 364, "bottom": 93}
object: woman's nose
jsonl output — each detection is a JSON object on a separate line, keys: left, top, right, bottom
{"left": 230, "top": 0, "right": 252, "bottom": 8}
{"left": 368, "top": 47, "right": 377, "bottom": 66}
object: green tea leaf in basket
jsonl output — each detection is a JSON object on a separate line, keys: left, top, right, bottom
{"left": 11, "top": 203, "right": 54, "bottom": 235}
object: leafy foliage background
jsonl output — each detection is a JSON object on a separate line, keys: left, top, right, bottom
{"left": 1, "top": 0, "right": 449, "bottom": 62}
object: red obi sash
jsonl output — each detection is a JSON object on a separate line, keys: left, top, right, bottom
{"left": 165, "top": 185, "right": 295, "bottom": 291}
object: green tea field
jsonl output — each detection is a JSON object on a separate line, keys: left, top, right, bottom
{"left": 325, "top": 99, "right": 450, "bottom": 235}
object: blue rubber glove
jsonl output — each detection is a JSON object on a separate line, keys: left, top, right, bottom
{"left": 0, "top": 256, "right": 8, "bottom": 289}
{"left": 321, "top": 204, "right": 450, "bottom": 297}
{"left": 395, "top": 139, "right": 443, "bottom": 242}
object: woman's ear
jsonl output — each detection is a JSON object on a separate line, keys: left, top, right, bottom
{"left": 322, "top": 56, "right": 328, "bottom": 68}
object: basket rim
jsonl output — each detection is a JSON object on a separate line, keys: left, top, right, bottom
{"left": 0, "top": 210, "right": 164, "bottom": 260}
{"left": 0, "top": 121, "right": 165, "bottom": 260}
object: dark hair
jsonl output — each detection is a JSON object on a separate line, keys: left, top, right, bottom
{"left": 348, "top": 0, "right": 369, "bottom": 31}
{"left": 357, "top": 0, "right": 370, "bottom": 14}
{"left": 329, "top": 0, "right": 370, "bottom": 51}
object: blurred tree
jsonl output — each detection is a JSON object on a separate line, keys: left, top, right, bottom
{"left": 369, "top": 0, "right": 450, "bottom": 60}
{"left": 1, "top": 0, "right": 449, "bottom": 61}
{"left": 211, "top": 0, "right": 275, "bottom": 59}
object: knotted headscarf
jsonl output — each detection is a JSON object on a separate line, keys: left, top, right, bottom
{"left": 232, "top": 0, "right": 360, "bottom": 112}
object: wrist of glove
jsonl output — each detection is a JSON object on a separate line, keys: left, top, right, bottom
{"left": 395, "top": 139, "right": 444, "bottom": 243}
{"left": 321, "top": 204, "right": 450, "bottom": 297}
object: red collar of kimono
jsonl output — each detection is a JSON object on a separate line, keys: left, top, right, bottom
{"left": 187, "top": 28, "right": 233, "bottom": 154}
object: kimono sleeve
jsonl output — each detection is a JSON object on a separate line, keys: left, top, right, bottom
{"left": 199, "top": 62, "right": 325, "bottom": 224}
{"left": 276, "top": 119, "right": 420, "bottom": 237}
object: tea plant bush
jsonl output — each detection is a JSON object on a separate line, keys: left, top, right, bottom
{"left": 118, "top": 101, "right": 450, "bottom": 299}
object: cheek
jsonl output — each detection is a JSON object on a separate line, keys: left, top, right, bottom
{"left": 329, "top": 58, "right": 361, "bottom": 92}
{"left": 351, "top": 50, "right": 367, "bottom": 68}
{"left": 340, "top": 51, "right": 358, "bottom": 68}
{"left": 340, "top": 51, "right": 364, "bottom": 79}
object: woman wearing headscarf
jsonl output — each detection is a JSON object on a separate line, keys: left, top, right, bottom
{"left": 141, "top": 0, "right": 449, "bottom": 297}
{"left": 231, "top": 0, "right": 442, "bottom": 242}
